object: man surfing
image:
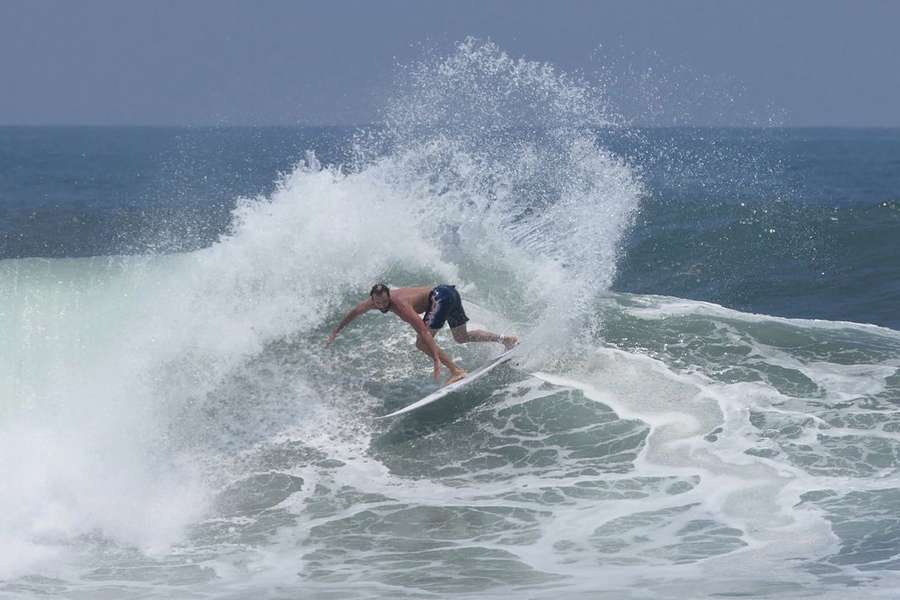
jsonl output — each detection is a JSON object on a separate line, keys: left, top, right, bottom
{"left": 325, "top": 283, "right": 517, "bottom": 384}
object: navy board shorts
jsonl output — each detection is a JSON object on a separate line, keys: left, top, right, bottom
{"left": 423, "top": 284, "right": 470, "bottom": 330}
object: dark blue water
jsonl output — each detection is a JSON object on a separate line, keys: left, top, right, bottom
{"left": 611, "top": 128, "right": 900, "bottom": 329}
{"left": 2, "top": 126, "right": 897, "bottom": 329}
{"left": 0, "top": 126, "right": 354, "bottom": 256}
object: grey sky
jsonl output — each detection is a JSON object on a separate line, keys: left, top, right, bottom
{"left": 1, "top": 0, "right": 898, "bottom": 126}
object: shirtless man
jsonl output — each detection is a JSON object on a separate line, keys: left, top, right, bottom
{"left": 325, "top": 283, "right": 517, "bottom": 384}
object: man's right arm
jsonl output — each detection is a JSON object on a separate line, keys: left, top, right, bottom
{"left": 325, "top": 300, "right": 371, "bottom": 346}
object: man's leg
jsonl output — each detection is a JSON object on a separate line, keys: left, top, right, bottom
{"left": 451, "top": 324, "right": 517, "bottom": 349}
{"left": 416, "top": 331, "right": 467, "bottom": 382}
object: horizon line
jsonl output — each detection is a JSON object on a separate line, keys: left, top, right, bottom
{"left": 2, "top": 123, "right": 900, "bottom": 130}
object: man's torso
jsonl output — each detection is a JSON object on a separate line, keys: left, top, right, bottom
{"left": 388, "top": 286, "right": 434, "bottom": 315}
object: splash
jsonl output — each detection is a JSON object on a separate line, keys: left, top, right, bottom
{"left": 356, "top": 39, "right": 645, "bottom": 348}
{"left": 0, "top": 39, "right": 645, "bottom": 579}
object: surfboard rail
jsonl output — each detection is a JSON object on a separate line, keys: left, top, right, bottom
{"left": 375, "top": 346, "right": 519, "bottom": 419}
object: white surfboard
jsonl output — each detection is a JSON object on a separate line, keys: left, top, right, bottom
{"left": 376, "top": 346, "right": 519, "bottom": 419}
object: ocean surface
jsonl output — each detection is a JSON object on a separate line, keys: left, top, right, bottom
{"left": 2, "top": 41, "right": 899, "bottom": 599}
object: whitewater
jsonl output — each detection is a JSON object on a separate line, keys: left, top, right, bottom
{"left": 2, "top": 40, "right": 900, "bottom": 599}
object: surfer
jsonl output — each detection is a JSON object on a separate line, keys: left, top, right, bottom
{"left": 325, "top": 283, "right": 517, "bottom": 384}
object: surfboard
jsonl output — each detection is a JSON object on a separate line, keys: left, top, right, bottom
{"left": 376, "top": 346, "right": 519, "bottom": 419}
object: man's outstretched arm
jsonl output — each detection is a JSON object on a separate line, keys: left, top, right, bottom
{"left": 325, "top": 300, "right": 371, "bottom": 346}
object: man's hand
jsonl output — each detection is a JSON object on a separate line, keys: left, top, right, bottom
{"left": 433, "top": 359, "right": 442, "bottom": 383}
{"left": 324, "top": 333, "right": 336, "bottom": 347}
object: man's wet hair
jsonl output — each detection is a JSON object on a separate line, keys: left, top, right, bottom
{"left": 370, "top": 283, "right": 390, "bottom": 297}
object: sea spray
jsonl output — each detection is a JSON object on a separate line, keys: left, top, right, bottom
{"left": 355, "top": 38, "right": 645, "bottom": 355}
{"left": 2, "top": 39, "right": 648, "bottom": 592}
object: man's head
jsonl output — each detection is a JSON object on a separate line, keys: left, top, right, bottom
{"left": 370, "top": 283, "right": 391, "bottom": 313}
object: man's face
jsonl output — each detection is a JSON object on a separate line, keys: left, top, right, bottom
{"left": 372, "top": 292, "right": 391, "bottom": 313}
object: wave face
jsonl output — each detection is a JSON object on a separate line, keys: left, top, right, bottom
{"left": 2, "top": 40, "right": 900, "bottom": 599}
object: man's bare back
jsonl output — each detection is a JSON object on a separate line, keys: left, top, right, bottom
{"left": 326, "top": 283, "right": 517, "bottom": 385}
{"left": 382, "top": 286, "right": 433, "bottom": 315}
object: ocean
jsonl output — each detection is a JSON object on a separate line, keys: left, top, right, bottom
{"left": 2, "top": 41, "right": 899, "bottom": 599}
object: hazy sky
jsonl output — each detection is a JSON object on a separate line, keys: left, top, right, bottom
{"left": 1, "top": 0, "right": 898, "bottom": 126}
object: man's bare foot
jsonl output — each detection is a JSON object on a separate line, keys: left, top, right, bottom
{"left": 500, "top": 335, "right": 518, "bottom": 350}
{"left": 446, "top": 371, "right": 467, "bottom": 385}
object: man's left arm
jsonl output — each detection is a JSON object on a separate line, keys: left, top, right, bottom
{"left": 396, "top": 303, "right": 443, "bottom": 381}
